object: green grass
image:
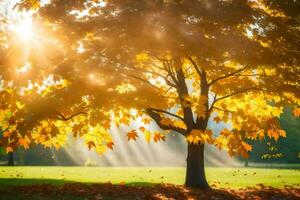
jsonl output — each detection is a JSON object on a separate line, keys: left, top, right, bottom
{"left": 0, "top": 167, "right": 299, "bottom": 188}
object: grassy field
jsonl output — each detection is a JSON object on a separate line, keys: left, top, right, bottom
{"left": 0, "top": 167, "right": 299, "bottom": 189}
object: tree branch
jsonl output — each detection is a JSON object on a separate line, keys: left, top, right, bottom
{"left": 129, "top": 75, "right": 161, "bottom": 90}
{"left": 208, "top": 66, "right": 249, "bottom": 86}
{"left": 216, "top": 87, "right": 256, "bottom": 102}
{"left": 56, "top": 111, "right": 87, "bottom": 121}
{"left": 146, "top": 108, "right": 187, "bottom": 136}
{"left": 162, "top": 60, "right": 178, "bottom": 85}
{"left": 147, "top": 107, "right": 184, "bottom": 121}
{"left": 212, "top": 106, "right": 235, "bottom": 113}
{"left": 187, "top": 56, "right": 202, "bottom": 77}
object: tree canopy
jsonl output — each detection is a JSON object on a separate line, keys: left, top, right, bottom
{"left": 0, "top": 0, "right": 299, "bottom": 161}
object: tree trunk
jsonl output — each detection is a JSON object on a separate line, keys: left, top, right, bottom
{"left": 244, "top": 159, "right": 249, "bottom": 167}
{"left": 8, "top": 152, "right": 14, "bottom": 166}
{"left": 185, "top": 143, "right": 210, "bottom": 189}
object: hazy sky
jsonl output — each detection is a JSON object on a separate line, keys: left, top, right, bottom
{"left": 0, "top": 0, "right": 15, "bottom": 15}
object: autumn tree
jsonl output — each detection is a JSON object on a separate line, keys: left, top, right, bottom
{"left": 0, "top": 0, "right": 299, "bottom": 188}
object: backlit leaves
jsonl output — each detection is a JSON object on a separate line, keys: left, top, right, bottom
{"left": 186, "top": 129, "right": 213, "bottom": 145}
{"left": 241, "top": 141, "right": 252, "bottom": 152}
{"left": 1, "top": 0, "right": 299, "bottom": 160}
{"left": 196, "top": 96, "right": 207, "bottom": 119}
{"left": 18, "top": 136, "right": 30, "bottom": 149}
{"left": 6, "top": 146, "right": 13, "bottom": 153}
{"left": 144, "top": 130, "right": 151, "bottom": 143}
{"left": 72, "top": 123, "right": 86, "bottom": 137}
{"left": 267, "top": 129, "right": 286, "bottom": 141}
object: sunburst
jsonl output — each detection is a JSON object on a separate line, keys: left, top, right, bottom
{"left": 12, "top": 14, "right": 35, "bottom": 42}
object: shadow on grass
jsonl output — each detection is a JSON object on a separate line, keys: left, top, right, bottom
{"left": 0, "top": 178, "right": 76, "bottom": 187}
{"left": 0, "top": 178, "right": 299, "bottom": 200}
{"left": 0, "top": 178, "right": 242, "bottom": 200}
{"left": 246, "top": 164, "right": 300, "bottom": 169}
{"left": 0, "top": 178, "right": 157, "bottom": 187}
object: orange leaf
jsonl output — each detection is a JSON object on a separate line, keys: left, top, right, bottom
{"left": 6, "top": 146, "right": 13, "bottom": 153}
{"left": 293, "top": 108, "right": 300, "bottom": 117}
{"left": 106, "top": 142, "right": 114, "bottom": 150}
{"left": 153, "top": 132, "right": 166, "bottom": 142}
{"left": 278, "top": 129, "right": 286, "bottom": 137}
{"left": 220, "top": 129, "right": 232, "bottom": 137}
{"left": 241, "top": 141, "right": 252, "bottom": 151}
{"left": 120, "top": 117, "right": 130, "bottom": 125}
{"left": 267, "top": 129, "right": 279, "bottom": 141}
{"left": 213, "top": 116, "right": 222, "bottom": 123}
{"left": 139, "top": 126, "right": 146, "bottom": 132}
{"left": 142, "top": 118, "right": 151, "bottom": 125}
{"left": 3, "top": 131, "right": 10, "bottom": 138}
{"left": 127, "top": 130, "right": 138, "bottom": 141}
{"left": 72, "top": 123, "right": 84, "bottom": 137}
{"left": 102, "top": 122, "right": 111, "bottom": 130}
{"left": 87, "top": 141, "right": 96, "bottom": 150}
{"left": 19, "top": 137, "right": 30, "bottom": 149}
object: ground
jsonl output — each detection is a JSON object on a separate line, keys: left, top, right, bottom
{"left": 0, "top": 167, "right": 299, "bottom": 199}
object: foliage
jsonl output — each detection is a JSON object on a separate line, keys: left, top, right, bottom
{"left": 247, "top": 107, "right": 300, "bottom": 163}
{"left": 0, "top": 0, "right": 299, "bottom": 160}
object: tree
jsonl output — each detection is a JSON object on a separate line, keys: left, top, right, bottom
{"left": 246, "top": 107, "right": 300, "bottom": 164}
{"left": 0, "top": 0, "right": 299, "bottom": 188}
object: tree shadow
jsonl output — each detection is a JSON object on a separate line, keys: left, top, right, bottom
{"left": 0, "top": 178, "right": 299, "bottom": 200}
{"left": 0, "top": 178, "right": 239, "bottom": 199}
{"left": 0, "top": 178, "right": 75, "bottom": 187}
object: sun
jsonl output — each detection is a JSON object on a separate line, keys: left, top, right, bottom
{"left": 12, "top": 15, "right": 35, "bottom": 42}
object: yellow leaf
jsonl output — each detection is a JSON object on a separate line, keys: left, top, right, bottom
{"left": 144, "top": 130, "right": 151, "bottom": 143}
{"left": 197, "top": 96, "right": 207, "bottom": 119}
{"left": 142, "top": 118, "right": 151, "bottom": 125}
{"left": 186, "top": 134, "right": 195, "bottom": 144}
{"left": 16, "top": 101, "right": 24, "bottom": 109}
{"left": 186, "top": 129, "right": 208, "bottom": 144}
{"left": 135, "top": 52, "right": 149, "bottom": 61}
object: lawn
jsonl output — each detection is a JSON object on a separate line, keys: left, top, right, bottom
{"left": 0, "top": 166, "right": 299, "bottom": 189}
